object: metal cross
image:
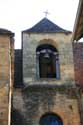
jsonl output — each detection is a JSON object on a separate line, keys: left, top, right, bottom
{"left": 44, "top": 10, "right": 50, "bottom": 17}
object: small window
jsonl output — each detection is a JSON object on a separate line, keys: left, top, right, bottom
{"left": 39, "top": 113, "right": 63, "bottom": 125}
{"left": 36, "top": 44, "right": 60, "bottom": 79}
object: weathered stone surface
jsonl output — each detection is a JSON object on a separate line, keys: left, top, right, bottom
{"left": 12, "top": 86, "right": 80, "bottom": 125}
{"left": 0, "top": 35, "right": 14, "bottom": 125}
{"left": 22, "top": 33, "right": 75, "bottom": 86}
{"left": 12, "top": 23, "right": 82, "bottom": 125}
{"left": 73, "top": 43, "right": 83, "bottom": 86}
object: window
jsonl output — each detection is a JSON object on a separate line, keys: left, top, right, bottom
{"left": 39, "top": 113, "right": 63, "bottom": 125}
{"left": 36, "top": 44, "right": 60, "bottom": 79}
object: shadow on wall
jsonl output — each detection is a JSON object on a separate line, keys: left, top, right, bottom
{"left": 21, "top": 86, "right": 56, "bottom": 125}
{"left": 14, "top": 49, "right": 23, "bottom": 88}
{"left": 11, "top": 108, "right": 27, "bottom": 125}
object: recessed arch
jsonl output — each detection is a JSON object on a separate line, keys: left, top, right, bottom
{"left": 38, "top": 39, "right": 58, "bottom": 50}
{"left": 36, "top": 44, "right": 58, "bottom": 52}
{"left": 39, "top": 112, "right": 63, "bottom": 125}
{"left": 36, "top": 43, "right": 60, "bottom": 79}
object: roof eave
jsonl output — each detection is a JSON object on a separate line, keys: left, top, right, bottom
{"left": 0, "top": 28, "right": 14, "bottom": 37}
{"left": 72, "top": 0, "right": 83, "bottom": 41}
{"left": 22, "top": 31, "right": 72, "bottom": 34}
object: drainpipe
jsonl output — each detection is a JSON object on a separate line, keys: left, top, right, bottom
{"left": 8, "top": 37, "right": 13, "bottom": 125}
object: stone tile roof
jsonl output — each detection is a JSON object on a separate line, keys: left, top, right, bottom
{"left": 0, "top": 28, "right": 14, "bottom": 36}
{"left": 23, "top": 18, "right": 71, "bottom": 33}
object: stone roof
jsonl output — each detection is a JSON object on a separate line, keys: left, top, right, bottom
{"left": 23, "top": 18, "right": 71, "bottom": 33}
{"left": 0, "top": 28, "right": 14, "bottom": 36}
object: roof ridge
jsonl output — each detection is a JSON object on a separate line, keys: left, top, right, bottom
{"left": 23, "top": 18, "right": 71, "bottom": 33}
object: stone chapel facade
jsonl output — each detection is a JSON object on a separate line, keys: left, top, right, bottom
{"left": 0, "top": 17, "right": 83, "bottom": 125}
{"left": 13, "top": 18, "right": 81, "bottom": 125}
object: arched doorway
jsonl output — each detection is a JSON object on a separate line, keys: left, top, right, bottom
{"left": 39, "top": 113, "right": 63, "bottom": 125}
{"left": 36, "top": 44, "right": 60, "bottom": 79}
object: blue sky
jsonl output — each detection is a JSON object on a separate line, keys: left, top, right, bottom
{"left": 0, "top": 0, "right": 79, "bottom": 48}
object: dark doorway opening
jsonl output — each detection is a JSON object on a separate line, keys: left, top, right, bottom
{"left": 36, "top": 44, "right": 60, "bottom": 79}
{"left": 40, "top": 113, "right": 63, "bottom": 125}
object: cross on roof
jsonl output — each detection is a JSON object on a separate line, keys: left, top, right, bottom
{"left": 44, "top": 10, "right": 50, "bottom": 17}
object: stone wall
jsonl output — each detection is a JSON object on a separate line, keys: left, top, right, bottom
{"left": 12, "top": 31, "right": 83, "bottom": 125}
{"left": 12, "top": 32, "right": 83, "bottom": 125}
{"left": 14, "top": 42, "right": 83, "bottom": 87}
{"left": 73, "top": 43, "right": 83, "bottom": 86}
{"left": 0, "top": 35, "right": 13, "bottom": 125}
{"left": 12, "top": 86, "right": 81, "bottom": 125}
{"left": 22, "top": 33, "right": 75, "bottom": 86}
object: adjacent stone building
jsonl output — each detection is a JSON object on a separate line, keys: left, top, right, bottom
{"left": 0, "top": 28, "right": 14, "bottom": 125}
{"left": 13, "top": 18, "right": 81, "bottom": 125}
